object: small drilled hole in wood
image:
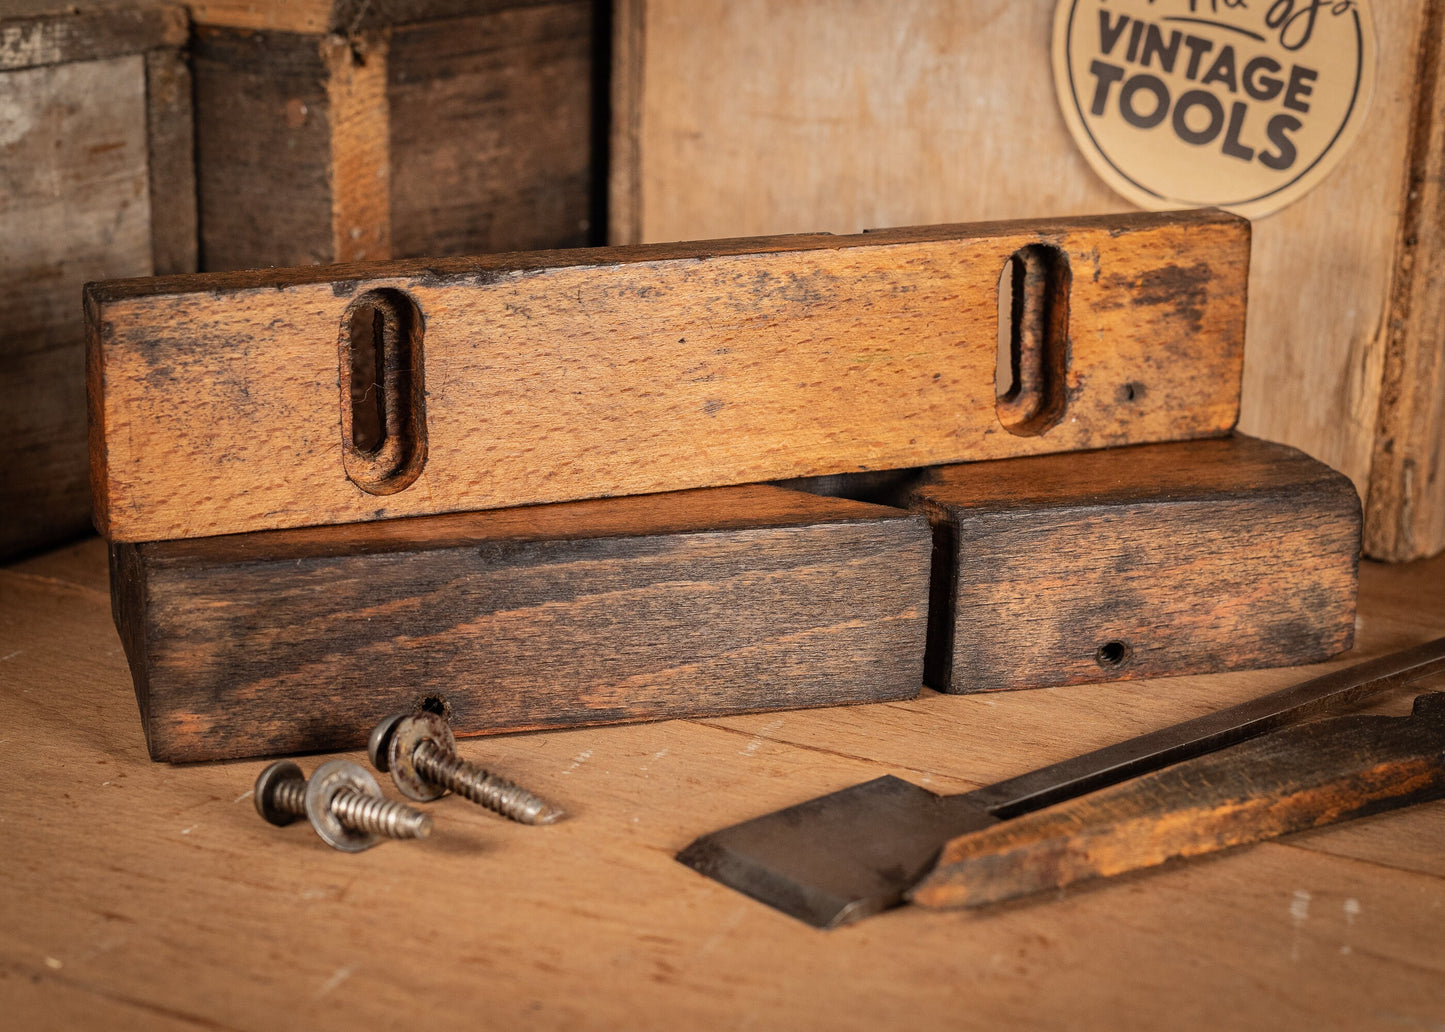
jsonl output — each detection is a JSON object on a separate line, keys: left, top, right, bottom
{"left": 995, "top": 244, "right": 1071, "bottom": 437}
{"left": 339, "top": 288, "right": 427, "bottom": 495}
{"left": 418, "top": 695, "right": 451, "bottom": 720}
{"left": 1118, "top": 381, "right": 1146, "bottom": 404}
{"left": 1096, "top": 641, "right": 1130, "bottom": 667}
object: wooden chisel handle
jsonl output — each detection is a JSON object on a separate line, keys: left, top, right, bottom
{"left": 909, "top": 693, "right": 1445, "bottom": 910}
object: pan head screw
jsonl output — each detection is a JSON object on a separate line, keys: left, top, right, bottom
{"left": 255, "top": 760, "right": 307, "bottom": 826}
{"left": 368, "top": 711, "right": 408, "bottom": 775}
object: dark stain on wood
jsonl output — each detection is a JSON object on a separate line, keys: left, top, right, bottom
{"left": 191, "top": 26, "right": 335, "bottom": 270}
{"left": 899, "top": 435, "right": 1361, "bottom": 692}
{"left": 109, "top": 485, "right": 931, "bottom": 762}
{"left": 387, "top": 2, "right": 596, "bottom": 257}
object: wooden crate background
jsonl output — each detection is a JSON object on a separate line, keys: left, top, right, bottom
{"left": 0, "top": 2, "right": 195, "bottom": 560}
{"left": 187, "top": 0, "right": 603, "bottom": 270}
{"left": 610, "top": 0, "right": 1445, "bottom": 561}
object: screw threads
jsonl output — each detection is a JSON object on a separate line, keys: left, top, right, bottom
{"left": 330, "top": 786, "right": 432, "bottom": 840}
{"left": 414, "top": 739, "right": 565, "bottom": 825}
{"left": 273, "top": 777, "right": 307, "bottom": 817}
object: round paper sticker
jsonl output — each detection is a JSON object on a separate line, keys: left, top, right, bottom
{"left": 1053, "top": 0, "right": 1375, "bottom": 217}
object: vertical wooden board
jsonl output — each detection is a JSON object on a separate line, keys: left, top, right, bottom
{"left": 322, "top": 30, "right": 391, "bottom": 263}
{"left": 1236, "top": 1, "right": 1431, "bottom": 524}
{"left": 387, "top": 2, "right": 596, "bottom": 258}
{"left": 144, "top": 48, "right": 197, "bottom": 276}
{"left": 614, "top": 0, "right": 1444, "bottom": 559}
{"left": 191, "top": 26, "right": 335, "bottom": 270}
{"left": 1367, "top": 1, "right": 1445, "bottom": 562}
{"left": 0, "top": 54, "right": 153, "bottom": 557}
{"left": 112, "top": 485, "right": 932, "bottom": 761}
{"left": 88, "top": 211, "right": 1248, "bottom": 541}
{"left": 609, "top": 0, "right": 645, "bottom": 245}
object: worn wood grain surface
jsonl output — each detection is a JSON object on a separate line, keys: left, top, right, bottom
{"left": 190, "top": 0, "right": 598, "bottom": 271}
{"left": 0, "top": 3, "right": 194, "bottom": 561}
{"left": 1366, "top": 0, "right": 1445, "bottom": 562}
{"left": 0, "top": 2, "right": 186, "bottom": 70}
{"left": 387, "top": 3, "right": 596, "bottom": 257}
{"left": 185, "top": 0, "right": 558, "bottom": 34}
{"left": 912, "top": 693, "right": 1445, "bottom": 910}
{"left": 109, "top": 485, "right": 931, "bottom": 762}
{"left": 88, "top": 209, "right": 1248, "bottom": 542}
{"left": 1, "top": 539, "right": 1442, "bottom": 1029}
{"left": 191, "top": 26, "right": 336, "bottom": 270}
{"left": 1, "top": 49, "right": 155, "bottom": 560}
{"left": 906, "top": 436, "right": 1361, "bottom": 692}
{"left": 142, "top": 46, "right": 196, "bottom": 277}
{"left": 611, "top": 0, "right": 1445, "bottom": 561}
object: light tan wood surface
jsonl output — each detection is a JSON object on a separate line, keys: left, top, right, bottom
{"left": 2, "top": 537, "right": 1442, "bottom": 1030}
{"left": 611, "top": 0, "right": 1445, "bottom": 561}
{"left": 88, "top": 211, "right": 1247, "bottom": 542}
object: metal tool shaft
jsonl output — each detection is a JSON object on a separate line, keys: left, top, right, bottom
{"left": 966, "top": 636, "right": 1445, "bottom": 820}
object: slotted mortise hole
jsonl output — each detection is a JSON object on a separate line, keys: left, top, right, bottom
{"left": 339, "top": 288, "right": 428, "bottom": 495}
{"left": 350, "top": 304, "right": 386, "bottom": 453}
{"left": 996, "top": 244, "right": 1071, "bottom": 436}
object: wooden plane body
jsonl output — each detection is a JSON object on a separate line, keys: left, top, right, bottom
{"left": 87, "top": 209, "right": 1248, "bottom": 541}
{"left": 110, "top": 484, "right": 931, "bottom": 762}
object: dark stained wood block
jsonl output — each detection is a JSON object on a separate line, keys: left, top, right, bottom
{"left": 110, "top": 485, "right": 931, "bottom": 763}
{"left": 190, "top": 0, "right": 598, "bottom": 271}
{"left": 905, "top": 435, "right": 1362, "bottom": 693}
{"left": 0, "top": 1, "right": 194, "bottom": 560}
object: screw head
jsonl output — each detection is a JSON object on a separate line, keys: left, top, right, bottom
{"left": 254, "top": 760, "right": 305, "bottom": 826}
{"left": 368, "top": 712, "right": 408, "bottom": 773}
{"left": 387, "top": 711, "right": 456, "bottom": 802}
{"left": 305, "top": 759, "right": 385, "bottom": 853}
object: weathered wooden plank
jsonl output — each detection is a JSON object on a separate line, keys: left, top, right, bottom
{"left": 1, "top": 51, "right": 157, "bottom": 559}
{"left": 387, "top": 3, "right": 596, "bottom": 257}
{"left": 1366, "top": 0, "right": 1445, "bottom": 562}
{"left": 191, "top": 26, "right": 335, "bottom": 270}
{"left": 88, "top": 209, "right": 1249, "bottom": 541}
{"left": 905, "top": 435, "right": 1361, "bottom": 692}
{"left": 109, "top": 484, "right": 931, "bottom": 762}
{"left": 185, "top": 0, "right": 558, "bottom": 34}
{"left": 143, "top": 47, "right": 196, "bottom": 276}
{"left": 189, "top": 0, "right": 600, "bottom": 271}
{"left": 0, "top": 3, "right": 186, "bottom": 71}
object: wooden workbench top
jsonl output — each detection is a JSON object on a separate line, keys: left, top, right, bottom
{"left": 2, "top": 537, "right": 1442, "bottom": 1030}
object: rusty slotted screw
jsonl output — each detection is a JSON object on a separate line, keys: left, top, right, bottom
{"left": 369, "top": 712, "right": 566, "bottom": 825}
{"left": 254, "top": 759, "right": 433, "bottom": 852}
